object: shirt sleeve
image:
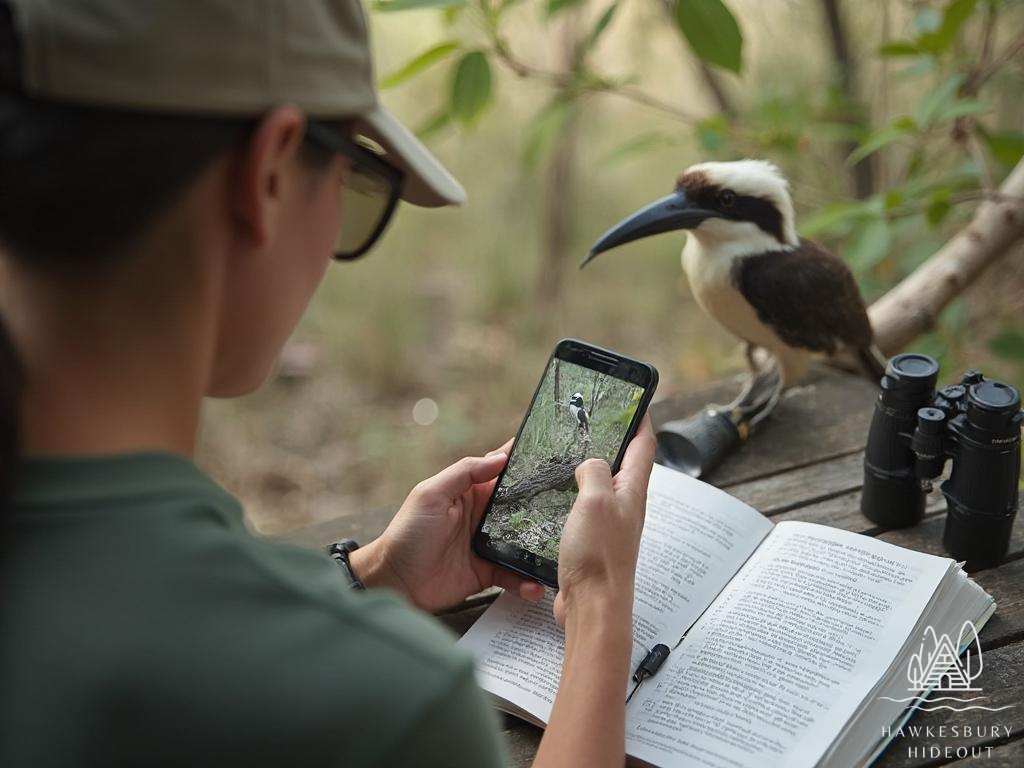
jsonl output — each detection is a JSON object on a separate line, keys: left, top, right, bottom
{"left": 380, "top": 661, "right": 507, "bottom": 768}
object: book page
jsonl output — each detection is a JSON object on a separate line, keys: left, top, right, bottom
{"left": 625, "top": 521, "right": 952, "bottom": 768}
{"left": 458, "top": 463, "right": 773, "bottom": 723}
{"left": 631, "top": 464, "right": 774, "bottom": 649}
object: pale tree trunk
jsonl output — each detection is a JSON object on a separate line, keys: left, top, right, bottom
{"left": 869, "top": 159, "right": 1024, "bottom": 355}
{"left": 821, "top": 0, "right": 874, "bottom": 199}
{"left": 536, "top": 15, "right": 580, "bottom": 305}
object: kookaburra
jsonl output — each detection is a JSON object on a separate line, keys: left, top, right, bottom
{"left": 568, "top": 392, "right": 590, "bottom": 434}
{"left": 581, "top": 160, "right": 883, "bottom": 405}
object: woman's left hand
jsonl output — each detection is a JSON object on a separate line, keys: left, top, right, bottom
{"left": 348, "top": 440, "right": 546, "bottom": 612}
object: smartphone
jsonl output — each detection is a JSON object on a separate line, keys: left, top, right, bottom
{"left": 473, "top": 339, "right": 658, "bottom": 588}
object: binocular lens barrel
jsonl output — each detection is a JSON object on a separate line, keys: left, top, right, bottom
{"left": 862, "top": 353, "right": 1022, "bottom": 569}
{"left": 944, "top": 502, "right": 1016, "bottom": 570}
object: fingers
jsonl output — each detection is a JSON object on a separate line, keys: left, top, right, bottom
{"left": 574, "top": 457, "right": 613, "bottom": 495}
{"left": 614, "top": 415, "right": 656, "bottom": 504}
{"left": 491, "top": 568, "right": 545, "bottom": 602}
{"left": 419, "top": 452, "right": 508, "bottom": 500}
{"left": 486, "top": 437, "right": 514, "bottom": 458}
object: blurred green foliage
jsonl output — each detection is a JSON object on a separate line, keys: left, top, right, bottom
{"left": 377, "top": 0, "right": 1023, "bottom": 378}
{"left": 201, "top": 0, "right": 1023, "bottom": 533}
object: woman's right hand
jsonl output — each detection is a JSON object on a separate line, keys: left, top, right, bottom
{"left": 553, "top": 415, "right": 656, "bottom": 627}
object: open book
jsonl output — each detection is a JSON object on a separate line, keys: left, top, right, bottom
{"left": 457, "top": 463, "right": 996, "bottom": 768}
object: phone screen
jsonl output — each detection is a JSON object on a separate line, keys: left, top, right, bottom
{"left": 477, "top": 352, "right": 650, "bottom": 580}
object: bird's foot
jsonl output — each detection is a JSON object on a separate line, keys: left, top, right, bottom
{"left": 723, "top": 373, "right": 758, "bottom": 411}
{"left": 749, "top": 373, "right": 785, "bottom": 427}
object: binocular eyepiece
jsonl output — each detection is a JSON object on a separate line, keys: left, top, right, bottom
{"left": 862, "top": 353, "right": 1023, "bottom": 570}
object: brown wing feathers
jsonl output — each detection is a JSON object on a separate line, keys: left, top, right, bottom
{"left": 731, "top": 238, "right": 874, "bottom": 355}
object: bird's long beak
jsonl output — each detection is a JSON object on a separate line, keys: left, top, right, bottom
{"left": 580, "top": 190, "right": 718, "bottom": 269}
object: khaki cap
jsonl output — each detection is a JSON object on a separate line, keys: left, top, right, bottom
{"left": 6, "top": 0, "right": 465, "bottom": 207}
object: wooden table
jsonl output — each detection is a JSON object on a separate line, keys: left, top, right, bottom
{"left": 284, "top": 367, "right": 1023, "bottom": 766}
{"left": 436, "top": 368, "right": 1024, "bottom": 767}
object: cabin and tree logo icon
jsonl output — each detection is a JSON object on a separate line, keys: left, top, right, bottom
{"left": 907, "top": 622, "right": 981, "bottom": 692}
{"left": 876, "top": 621, "right": 1012, "bottom": 713}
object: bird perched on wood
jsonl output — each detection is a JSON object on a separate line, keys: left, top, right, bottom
{"left": 568, "top": 392, "right": 590, "bottom": 435}
{"left": 581, "top": 159, "right": 884, "bottom": 409}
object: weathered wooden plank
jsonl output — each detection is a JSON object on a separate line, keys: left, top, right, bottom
{"left": 500, "top": 718, "right": 542, "bottom": 768}
{"left": 970, "top": 559, "right": 1024, "bottom": 651}
{"left": 772, "top": 487, "right": 947, "bottom": 532}
{"left": 877, "top": 517, "right": 1024, "bottom": 571}
{"left": 652, "top": 367, "right": 878, "bottom": 487}
{"left": 726, "top": 451, "right": 866, "bottom": 514}
{"left": 874, "top": 640, "right": 1024, "bottom": 768}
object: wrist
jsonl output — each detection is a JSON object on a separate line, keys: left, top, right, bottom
{"left": 561, "top": 581, "right": 634, "bottom": 639}
{"left": 346, "top": 538, "right": 403, "bottom": 592}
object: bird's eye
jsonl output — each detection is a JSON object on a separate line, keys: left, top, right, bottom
{"left": 718, "top": 189, "right": 736, "bottom": 208}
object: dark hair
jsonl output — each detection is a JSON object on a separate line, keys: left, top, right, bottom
{"left": 0, "top": 4, "right": 330, "bottom": 514}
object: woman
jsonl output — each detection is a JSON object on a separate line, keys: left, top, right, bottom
{"left": 0, "top": 1, "right": 655, "bottom": 766}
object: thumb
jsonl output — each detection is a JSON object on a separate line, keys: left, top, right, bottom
{"left": 575, "top": 458, "right": 613, "bottom": 495}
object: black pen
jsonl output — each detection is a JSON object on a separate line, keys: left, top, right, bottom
{"left": 625, "top": 643, "right": 671, "bottom": 704}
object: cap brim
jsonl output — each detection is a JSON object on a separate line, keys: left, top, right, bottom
{"left": 356, "top": 107, "right": 465, "bottom": 208}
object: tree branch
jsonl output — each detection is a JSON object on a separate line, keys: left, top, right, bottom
{"left": 489, "top": 38, "right": 700, "bottom": 123}
{"left": 868, "top": 159, "right": 1024, "bottom": 355}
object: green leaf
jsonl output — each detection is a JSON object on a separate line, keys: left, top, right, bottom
{"left": 844, "top": 217, "right": 892, "bottom": 272}
{"left": 441, "top": 4, "right": 462, "bottom": 25}
{"left": 915, "top": 73, "right": 966, "bottom": 127}
{"left": 416, "top": 107, "right": 452, "bottom": 139}
{"left": 522, "top": 99, "right": 572, "bottom": 170}
{"left": 577, "top": 2, "right": 619, "bottom": 59}
{"left": 848, "top": 120, "right": 918, "bottom": 166}
{"left": 372, "top": 0, "right": 465, "bottom": 11}
{"left": 883, "top": 189, "right": 904, "bottom": 211}
{"left": 925, "top": 187, "right": 953, "bottom": 228}
{"left": 935, "top": 98, "right": 989, "bottom": 122}
{"left": 546, "top": 0, "right": 584, "bottom": 19}
{"left": 980, "top": 129, "right": 1024, "bottom": 166}
{"left": 450, "top": 52, "right": 493, "bottom": 125}
{"left": 800, "top": 199, "right": 878, "bottom": 238}
{"left": 675, "top": 0, "right": 743, "bottom": 74}
{"left": 879, "top": 41, "right": 922, "bottom": 57}
{"left": 989, "top": 327, "right": 1024, "bottom": 361}
{"left": 917, "top": 0, "right": 977, "bottom": 54}
{"left": 379, "top": 42, "right": 461, "bottom": 89}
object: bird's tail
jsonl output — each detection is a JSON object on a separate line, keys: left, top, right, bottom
{"left": 857, "top": 345, "right": 887, "bottom": 383}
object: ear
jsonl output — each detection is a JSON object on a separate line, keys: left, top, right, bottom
{"left": 229, "top": 106, "right": 307, "bottom": 251}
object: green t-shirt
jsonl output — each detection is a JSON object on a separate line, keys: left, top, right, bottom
{"left": 1, "top": 453, "right": 505, "bottom": 768}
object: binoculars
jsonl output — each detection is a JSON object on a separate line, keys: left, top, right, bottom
{"left": 862, "top": 353, "right": 1023, "bottom": 569}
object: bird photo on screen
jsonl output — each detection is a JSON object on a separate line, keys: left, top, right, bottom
{"left": 568, "top": 392, "right": 590, "bottom": 436}
{"left": 581, "top": 159, "right": 884, "bottom": 413}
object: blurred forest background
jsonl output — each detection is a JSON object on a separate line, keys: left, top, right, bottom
{"left": 197, "top": 0, "right": 1024, "bottom": 535}
{"left": 482, "top": 359, "right": 643, "bottom": 560}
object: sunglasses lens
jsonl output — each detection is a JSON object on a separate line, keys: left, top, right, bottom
{"left": 334, "top": 163, "right": 394, "bottom": 259}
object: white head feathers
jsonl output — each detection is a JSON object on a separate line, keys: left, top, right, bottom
{"left": 681, "top": 159, "right": 798, "bottom": 246}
